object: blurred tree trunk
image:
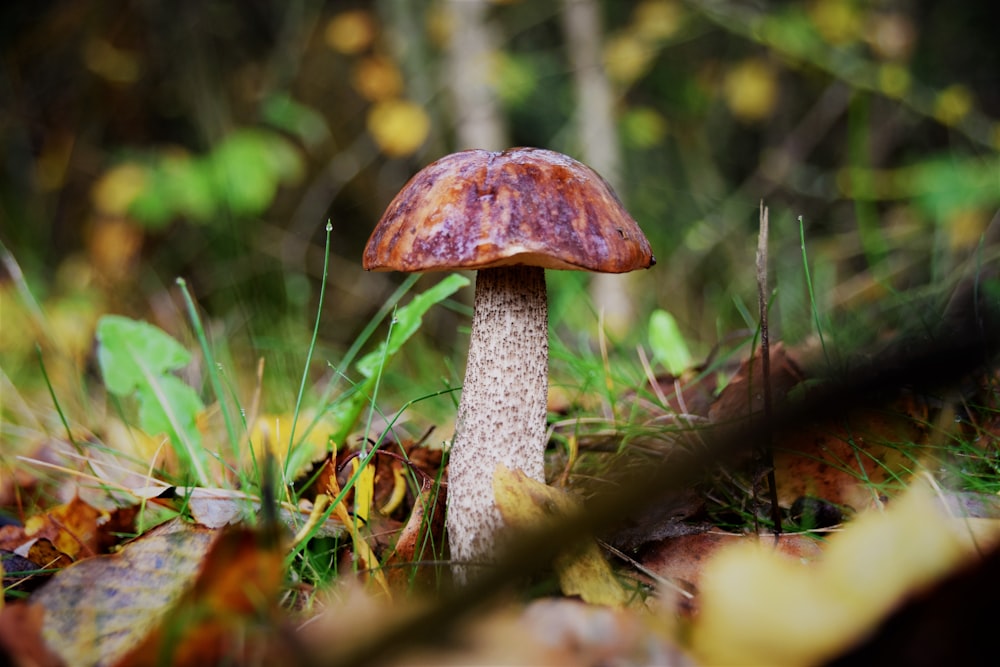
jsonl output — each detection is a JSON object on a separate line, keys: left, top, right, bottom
{"left": 446, "top": 0, "right": 506, "bottom": 150}
{"left": 562, "top": 0, "right": 637, "bottom": 337}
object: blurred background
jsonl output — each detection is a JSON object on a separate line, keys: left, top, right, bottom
{"left": 3, "top": 0, "right": 999, "bottom": 410}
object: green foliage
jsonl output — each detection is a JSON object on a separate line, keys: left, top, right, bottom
{"left": 330, "top": 274, "right": 471, "bottom": 445}
{"left": 128, "top": 129, "right": 304, "bottom": 227}
{"left": 354, "top": 275, "right": 470, "bottom": 380}
{"left": 96, "top": 315, "right": 208, "bottom": 484}
{"left": 905, "top": 156, "right": 1000, "bottom": 221}
{"left": 648, "top": 309, "right": 693, "bottom": 376}
{"left": 261, "top": 94, "right": 331, "bottom": 149}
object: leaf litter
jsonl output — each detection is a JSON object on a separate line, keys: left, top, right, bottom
{"left": 6, "top": 321, "right": 1000, "bottom": 665}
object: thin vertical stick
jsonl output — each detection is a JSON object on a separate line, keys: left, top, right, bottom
{"left": 756, "top": 201, "right": 782, "bottom": 539}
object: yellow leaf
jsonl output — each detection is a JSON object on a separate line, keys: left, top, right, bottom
{"left": 324, "top": 467, "right": 390, "bottom": 596}
{"left": 86, "top": 216, "right": 144, "bottom": 283}
{"left": 351, "top": 457, "right": 375, "bottom": 524}
{"left": 690, "top": 482, "right": 994, "bottom": 666}
{"left": 878, "top": 63, "right": 911, "bottom": 98}
{"left": 248, "top": 413, "right": 330, "bottom": 473}
{"left": 947, "top": 208, "right": 989, "bottom": 251}
{"left": 493, "top": 465, "right": 629, "bottom": 607}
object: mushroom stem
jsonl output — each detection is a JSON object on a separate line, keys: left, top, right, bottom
{"left": 448, "top": 264, "right": 548, "bottom": 577}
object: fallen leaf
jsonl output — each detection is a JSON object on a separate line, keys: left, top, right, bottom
{"left": 32, "top": 518, "right": 219, "bottom": 666}
{"left": 2, "top": 549, "right": 52, "bottom": 596}
{"left": 114, "top": 527, "right": 285, "bottom": 667}
{"left": 493, "top": 465, "right": 629, "bottom": 607}
{"left": 384, "top": 478, "right": 447, "bottom": 591}
{"left": 689, "top": 481, "right": 1000, "bottom": 666}
{"left": 130, "top": 485, "right": 344, "bottom": 536}
{"left": 21, "top": 496, "right": 105, "bottom": 561}
{"left": 26, "top": 539, "right": 73, "bottom": 571}
{"left": 825, "top": 535, "right": 1000, "bottom": 665}
{"left": 323, "top": 458, "right": 391, "bottom": 596}
{"left": 707, "top": 342, "right": 805, "bottom": 425}
{"left": 772, "top": 398, "right": 928, "bottom": 511}
{"left": 639, "top": 530, "right": 824, "bottom": 613}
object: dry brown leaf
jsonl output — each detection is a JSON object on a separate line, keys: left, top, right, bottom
{"left": 773, "top": 399, "right": 928, "bottom": 511}
{"left": 706, "top": 342, "right": 930, "bottom": 512}
{"left": 2, "top": 549, "right": 52, "bottom": 595}
{"left": 32, "top": 518, "right": 219, "bottom": 666}
{"left": 26, "top": 539, "right": 73, "bottom": 571}
{"left": 493, "top": 465, "right": 629, "bottom": 607}
{"left": 21, "top": 495, "right": 105, "bottom": 560}
{"left": 114, "top": 527, "right": 285, "bottom": 667}
{"left": 707, "top": 342, "right": 805, "bottom": 424}
{"left": 639, "top": 530, "right": 824, "bottom": 611}
{"left": 384, "top": 478, "right": 447, "bottom": 591}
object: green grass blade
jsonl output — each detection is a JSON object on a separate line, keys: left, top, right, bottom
{"left": 799, "top": 215, "right": 831, "bottom": 368}
{"left": 285, "top": 221, "right": 334, "bottom": 477}
{"left": 176, "top": 277, "right": 241, "bottom": 468}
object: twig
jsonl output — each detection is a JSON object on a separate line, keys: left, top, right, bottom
{"left": 755, "top": 201, "right": 782, "bottom": 539}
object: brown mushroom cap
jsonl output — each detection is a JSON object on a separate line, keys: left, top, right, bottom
{"left": 363, "top": 147, "right": 655, "bottom": 273}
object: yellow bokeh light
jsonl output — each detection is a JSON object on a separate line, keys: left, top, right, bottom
{"left": 366, "top": 99, "right": 431, "bottom": 158}
{"left": 603, "top": 31, "right": 654, "bottom": 86}
{"left": 633, "top": 0, "right": 683, "bottom": 42}
{"left": 352, "top": 55, "right": 404, "bottom": 102}
{"left": 933, "top": 84, "right": 974, "bottom": 126}
{"left": 809, "top": 0, "right": 863, "bottom": 45}
{"left": 723, "top": 58, "right": 779, "bottom": 122}
{"left": 92, "top": 163, "right": 148, "bottom": 215}
{"left": 878, "top": 63, "right": 910, "bottom": 99}
{"left": 324, "top": 10, "right": 376, "bottom": 55}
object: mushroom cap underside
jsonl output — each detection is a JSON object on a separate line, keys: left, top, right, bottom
{"left": 363, "top": 147, "right": 655, "bottom": 273}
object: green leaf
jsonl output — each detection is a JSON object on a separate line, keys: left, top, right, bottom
{"left": 648, "top": 309, "right": 692, "bottom": 375}
{"left": 908, "top": 156, "right": 1000, "bottom": 220}
{"left": 96, "top": 315, "right": 208, "bottom": 484}
{"left": 137, "top": 374, "right": 204, "bottom": 446}
{"left": 183, "top": 129, "right": 305, "bottom": 218}
{"left": 333, "top": 274, "right": 470, "bottom": 443}
{"left": 96, "top": 315, "right": 193, "bottom": 396}
{"left": 355, "top": 274, "right": 470, "bottom": 378}
{"left": 210, "top": 131, "right": 279, "bottom": 216}
{"left": 163, "top": 156, "right": 217, "bottom": 221}
{"left": 127, "top": 166, "right": 173, "bottom": 228}
{"left": 262, "top": 94, "right": 330, "bottom": 149}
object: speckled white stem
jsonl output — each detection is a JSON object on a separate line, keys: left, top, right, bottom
{"left": 447, "top": 265, "right": 548, "bottom": 580}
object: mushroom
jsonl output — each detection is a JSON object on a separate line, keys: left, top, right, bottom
{"left": 363, "top": 147, "right": 654, "bottom": 578}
